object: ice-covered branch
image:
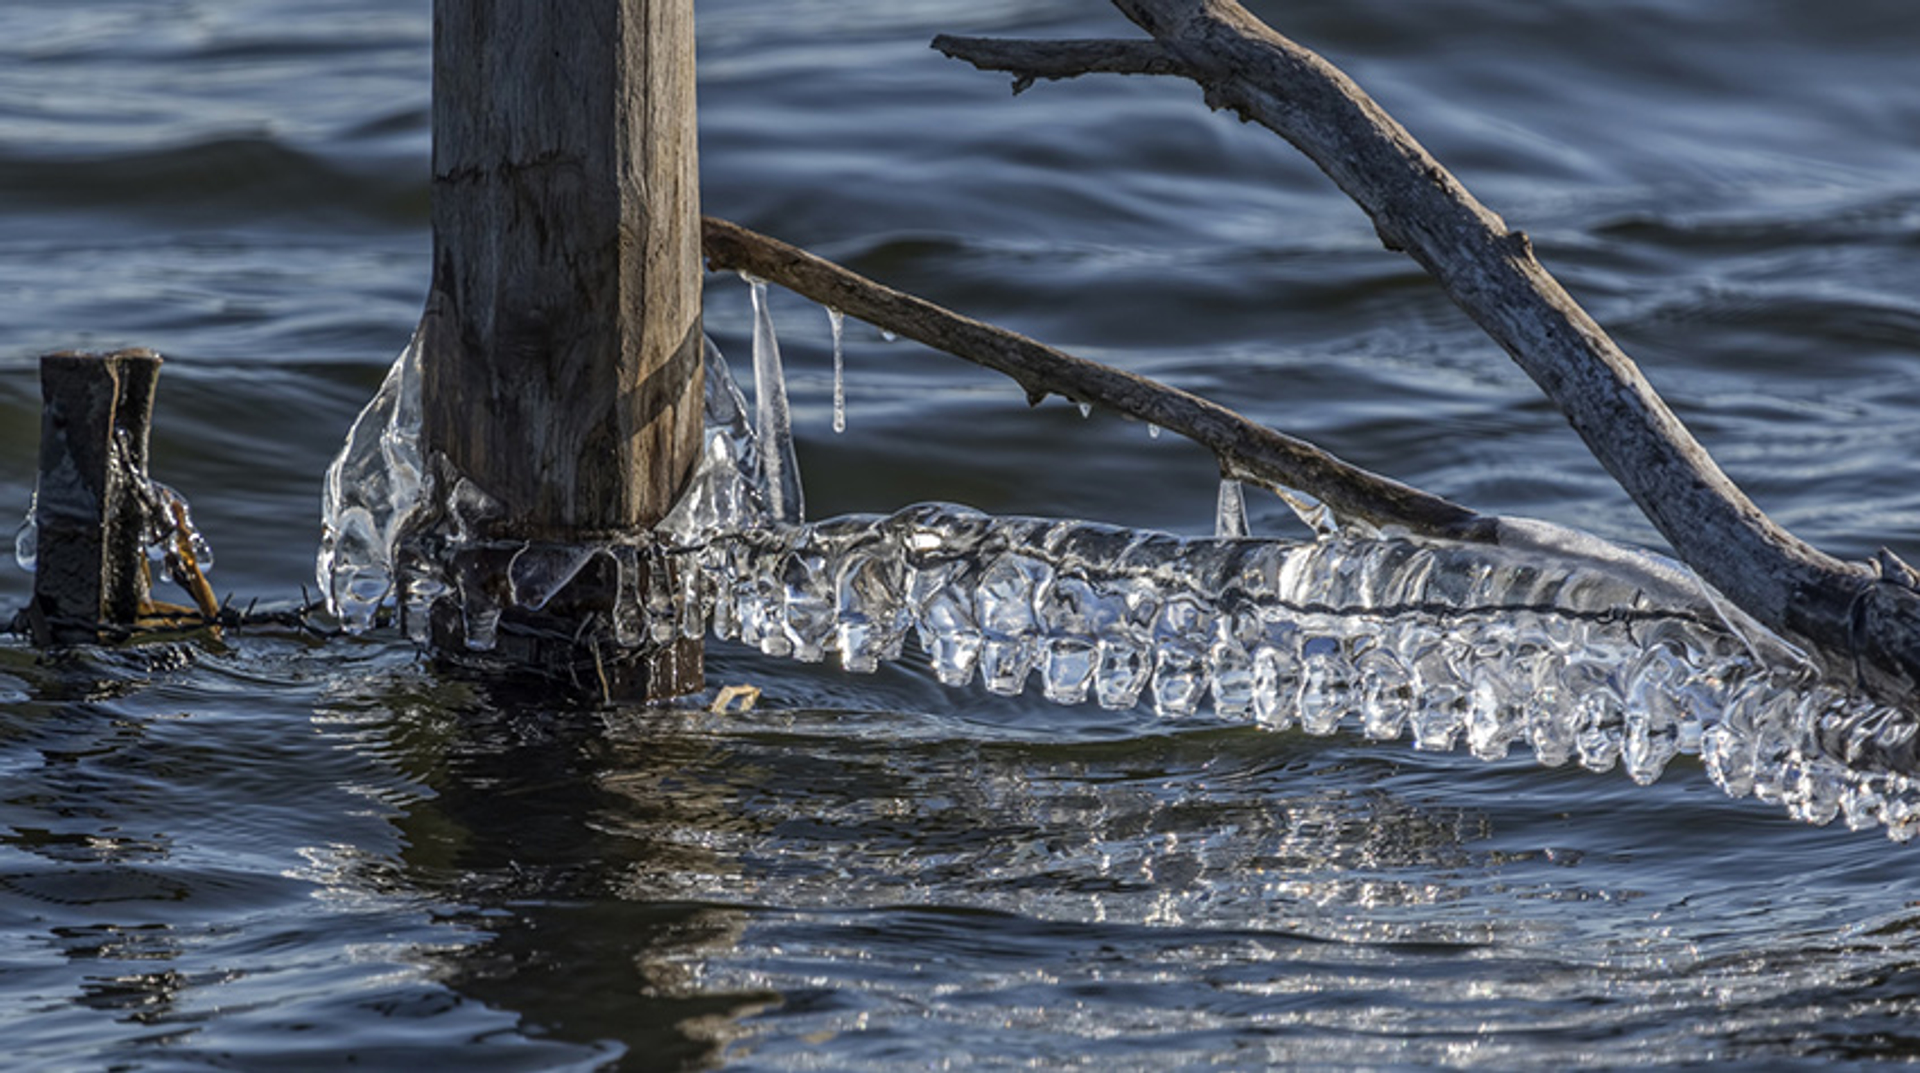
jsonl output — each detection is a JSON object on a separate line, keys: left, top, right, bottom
{"left": 701, "top": 215, "right": 1491, "bottom": 544}
{"left": 934, "top": 0, "right": 1920, "bottom": 701}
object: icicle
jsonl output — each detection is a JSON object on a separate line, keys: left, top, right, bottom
{"left": 828, "top": 307, "right": 846, "bottom": 434}
{"left": 1147, "top": 423, "right": 1163, "bottom": 439}
{"left": 746, "top": 274, "right": 804, "bottom": 525}
{"left": 1215, "top": 478, "right": 1249, "bottom": 540}
{"left": 143, "top": 479, "right": 213, "bottom": 572}
{"left": 1077, "top": 402, "right": 1092, "bottom": 419}
{"left": 14, "top": 488, "right": 37, "bottom": 572}
{"left": 1274, "top": 485, "right": 1339, "bottom": 538}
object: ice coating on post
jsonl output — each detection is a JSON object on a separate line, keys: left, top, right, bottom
{"left": 316, "top": 333, "right": 428, "bottom": 633}
{"left": 659, "top": 336, "right": 772, "bottom": 545}
{"left": 14, "top": 491, "right": 36, "bottom": 572}
{"left": 318, "top": 332, "right": 751, "bottom": 640}
{"left": 747, "top": 275, "right": 804, "bottom": 524}
{"left": 17, "top": 469, "right": 215, "bottom": 586}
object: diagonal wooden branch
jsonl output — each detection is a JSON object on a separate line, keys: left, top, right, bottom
{"left": 935, "top": 0, "right": 1920, "bottom": 699}
{"left": 700, "top": 216, "right": 1492, "bottom": 543}
{"left": 934, "top": 37, "right": 1190, "bottom": 90}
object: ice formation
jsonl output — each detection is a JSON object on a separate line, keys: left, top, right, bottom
{"left": 828, "top": 307, "right": 847, "bottom": 435}
{"left": 1215, "top": 478, "right": 1249, "bottom": 540}
{"left": 747, "top": 275, "right": 804, "bottom": 524}
{"left": 15, "top": 435, "right": 216, "bottom": 592}
{"left": 315, "top": 292, "right": 1920, "bottom": 841}
{"left": 14, "top": 490, "right": 37, "bottom": 573}
{"left": 315, "top": 328, "right": 428, "bottom": 632}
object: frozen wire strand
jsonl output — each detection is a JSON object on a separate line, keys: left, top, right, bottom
{"left": 685, "top": 516, "right": 1919, "bottom": 833}
{"left": 697, "top": 522, "right": 1745, "bottom": 636}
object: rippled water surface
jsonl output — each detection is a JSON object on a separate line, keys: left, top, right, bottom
{"left": 4, "top": 1, "right": 1920, "bottom": 1068}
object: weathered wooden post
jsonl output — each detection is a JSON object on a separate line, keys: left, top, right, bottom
{"left": 26, "top": 349, "right": 163, "bottom": 645}
{"left": 417, "top": 0, "right": 705, "bottom": 699}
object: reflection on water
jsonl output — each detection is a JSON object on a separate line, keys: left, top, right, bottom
{"left": 322, "top": 667, "right": 798, "bottom": 1067}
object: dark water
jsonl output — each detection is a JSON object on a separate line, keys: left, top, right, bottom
{"left": 4, "top": 1, "right": 1920, "bottom": 1068}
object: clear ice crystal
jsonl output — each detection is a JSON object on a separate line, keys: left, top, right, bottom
{"left": 15, "top": 453, "right": 218, "bottom": 594}
{"left": 14, "top": 490, "right": 36, "bottom": 572}
{"left": 317, "top": 331, "right": 428, "bottom": 633}
{"left": 144, "top": 479, "right": 213, "bottom": 571}
{"left": 1215, "top": 477, "right": 1249, "bottom": 540}
{"left": 508, "top": 545, "right": 597, "bottom": 612}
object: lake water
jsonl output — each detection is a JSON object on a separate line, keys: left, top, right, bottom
{"left": 4, "top": 1, "right": 1920, "bottom": 1068}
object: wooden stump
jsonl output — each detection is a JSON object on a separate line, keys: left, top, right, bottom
{"left": 27, "top": 349, "right": 162, "bottom": 645}
{"left": 417, "top": 0, "right": 704, "bottom": 700}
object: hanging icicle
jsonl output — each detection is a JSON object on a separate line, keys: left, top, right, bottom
{"left": 828, "top": 307, "right": 847, "bottom": 435}
{"left": 747, "top": 274, "right": 805, "bottom": 525}
{"left": 1215, "top": 477, "right": 1249, "bottom": 540}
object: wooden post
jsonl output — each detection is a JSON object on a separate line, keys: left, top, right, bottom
{"left": 417, "top": 0, "right": 704, "bottom": 699}
{"left": 28, "top": 349, "right": 162, "bottom": 645}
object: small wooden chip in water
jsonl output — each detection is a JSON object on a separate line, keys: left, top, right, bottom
{"left": 710, "top": 684, "right": 761, "bottom": 714}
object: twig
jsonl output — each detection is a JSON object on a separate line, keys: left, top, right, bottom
{"left": 700, "top": 215, "right": 1492, "bottom": 543}
{"left": 932, "top": 37, "right": 1189, "bottom": 91}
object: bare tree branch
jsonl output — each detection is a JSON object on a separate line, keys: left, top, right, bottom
{"left": 701, "top": 215, "right": 1492, "bottom": 543}
{"left": 934, "top": 0, "right": 1920, "bottom": 699}
{"left": 932, "top": 36, "right": 1188, "bottom": 91}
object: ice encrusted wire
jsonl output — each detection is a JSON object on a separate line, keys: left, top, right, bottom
{"left": 17, "top": 435, "right": 216, "bottom": 591}
{"left": 316, "top": 285, "right": 1920, "bottom": 840}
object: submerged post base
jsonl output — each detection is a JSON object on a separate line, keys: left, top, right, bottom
{"left": 421, "top": 550, "right": 703, "bottom": 705}
{"left": 428, "top": 601, "right": 702, "bottom": 705}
